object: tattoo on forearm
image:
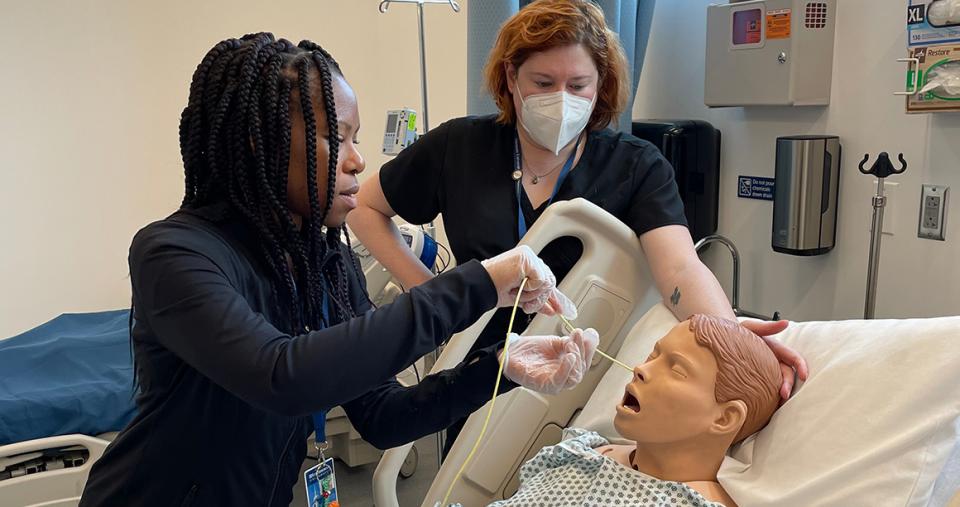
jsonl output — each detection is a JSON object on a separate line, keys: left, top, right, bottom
{"left": 671, "top": 286, "right": 682, "bottom": 307}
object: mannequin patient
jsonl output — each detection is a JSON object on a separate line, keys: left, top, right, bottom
{"left": 489, "top": 315, "right": 782, "bottom": 507}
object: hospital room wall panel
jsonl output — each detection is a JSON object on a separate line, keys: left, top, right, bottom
{"left": 634, "top": 0, "right": 959, "bottom": 321}
{"left": 2, "top": 0, "right": 954, "bottom": 339}
{"left": 0, "top": 0, "right": 469, "bottom": 338}
{"left": 878, "top": 114, "right": 960, "bottom": 316}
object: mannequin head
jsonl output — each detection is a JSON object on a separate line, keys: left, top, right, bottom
{"left": 615, "top": 315, "right": 781, "bottom": 449}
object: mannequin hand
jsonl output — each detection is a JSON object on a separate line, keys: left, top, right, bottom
{"left": 741, "top": 320, "right": 809, "bottom": 401}
{"left": 480, "top": 245, "right": 577, "bottom": 318}
{"left": 501, "top": 328, "right": 599, "bottom": 395}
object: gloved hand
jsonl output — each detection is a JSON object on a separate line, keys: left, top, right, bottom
{"left": 502, "top": 328, "right": 599, "bottom": 395}
{"left": 480, "top": 245, "right": 577, "bottom": 318}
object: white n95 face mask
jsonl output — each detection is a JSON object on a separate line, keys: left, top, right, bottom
{"left": 517, "top": 88, "right": 595, "bottom": 155}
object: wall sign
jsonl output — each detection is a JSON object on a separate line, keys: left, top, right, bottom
{"left": 738, "top": 176, "right": 775, "bottom": 201}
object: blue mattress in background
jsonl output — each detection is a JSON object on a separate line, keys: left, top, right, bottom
{"left": 0, "top": 310, "right": 136, "bottom": 446}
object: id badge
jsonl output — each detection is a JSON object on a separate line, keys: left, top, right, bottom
{"left": 304, "top": 457, "right": 339, "bottom": 507}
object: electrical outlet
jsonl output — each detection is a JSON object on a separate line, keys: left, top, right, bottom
{"left": 918, "top": 185, "right": 949, "bottom": 241}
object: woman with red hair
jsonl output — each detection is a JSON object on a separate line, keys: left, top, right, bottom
{"left": 350, "top": 0, "right": 807, "bottom": 453}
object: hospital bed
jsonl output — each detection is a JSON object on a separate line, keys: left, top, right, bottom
{"left": 0, "top": 314, "right": 406, "bottom": 507}
{"left": 3, "top": 199, "right": 958, "bottom": 506}
{"left": 373, "top": 198, "right": 960, "bottom": 507}
{"left": 0, "top": 311, "right": 133, "bottom": 507}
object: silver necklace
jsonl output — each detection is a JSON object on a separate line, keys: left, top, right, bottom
{"left": 523, "top": 155, "right": 566, "bottom": 184}
{"left": 520, "top": 132, "right": 584, "bottom": 184}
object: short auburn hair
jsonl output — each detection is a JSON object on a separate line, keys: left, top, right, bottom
{"left": 484, "top": 0, "right": 630, "bottom": 131}
{"left": 689, "top": 315, "right": 782, "bottom": 444}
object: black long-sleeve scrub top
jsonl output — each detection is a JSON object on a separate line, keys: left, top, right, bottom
{"left": 79, "top": 203, "right": 515, "bottom": 507}
{"left": 379, "top": 114, "right": 688, "bottom": 349}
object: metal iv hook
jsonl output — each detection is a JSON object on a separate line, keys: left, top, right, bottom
{"left": 379, "top": 0, "right": 461, "bottom": 14}
{"left": 859, "top": 152, "right": 908, "bottom": 178}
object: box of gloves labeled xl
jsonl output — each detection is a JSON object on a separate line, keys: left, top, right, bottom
{"left": 906, "top": 43, "right": 960, "bottom": 113}
{"left": 906, "top": 1, "right": 960, "bottom": 112}
{"left": 908, "top": 0, "right": 960, "bottom": 47}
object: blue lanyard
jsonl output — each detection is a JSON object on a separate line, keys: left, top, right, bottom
{"left": 312, "top": 285, "right": 331, "bottom": 443}
{"left": 514, "top": 132, "right": 582, "bottom": 239}
{"left": 320, "top": 288, "right": 329, "bottom": 328}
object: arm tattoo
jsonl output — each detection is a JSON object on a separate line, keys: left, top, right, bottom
{"left": 670, "top": 286, "right": 682, "bottom": 307}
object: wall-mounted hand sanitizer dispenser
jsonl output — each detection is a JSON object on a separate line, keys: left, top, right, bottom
{"left": 772, "top": 135, "right": 842, "bottom": 256}
{"left": 705, "top": 0, "right": 837, "bottom": 107}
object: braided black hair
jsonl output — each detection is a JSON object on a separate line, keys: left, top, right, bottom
{"left": 178, "top": 33, "right": 359, "bottom": 333}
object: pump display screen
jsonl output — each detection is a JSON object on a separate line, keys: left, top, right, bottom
{"left": 732, "top": 9, "right": 763, "bottom": 45}
{"left": 386, "top": 113, "right": 399, "bottom": 135}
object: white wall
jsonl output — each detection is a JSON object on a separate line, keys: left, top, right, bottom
{"left": 0, "top": 0, "right": 468, "bottom": 338}
{"left": 3, "top": 0, "right": 956, "bottom": 338}
{"left": 634, "top": 0, "right": 960, "bottom": 321}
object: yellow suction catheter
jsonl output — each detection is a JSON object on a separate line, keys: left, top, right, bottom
{"left": 556, "top": 314, "right": 633, "bottom": 373}
{"left": 437, "top": 281, "right": 632, "bottom": 506}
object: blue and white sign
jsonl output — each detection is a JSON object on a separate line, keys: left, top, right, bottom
{"left": 908, "top": 1, "right": 960, "bottom": 47}
{"left": 738, "top": 176, "right": 775, "bottom": 201}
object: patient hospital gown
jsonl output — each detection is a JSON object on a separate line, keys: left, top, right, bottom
{"left": 488, "top": 428, "right": 726, "bottom": 507}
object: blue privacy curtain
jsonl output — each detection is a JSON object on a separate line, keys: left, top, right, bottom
{"left": 467, "top": 0, "right": 657, "bottom": 132}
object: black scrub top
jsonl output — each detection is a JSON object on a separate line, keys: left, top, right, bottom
{"left": 380, "top": 114, "right": 687, "bottom": 348}
{"left": 79, "top": 203, "right": 514, "bottom": 507}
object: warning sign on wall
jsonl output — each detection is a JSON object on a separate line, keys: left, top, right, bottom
{"left": 767, "top": 9, "right": 792, "bottom": 39}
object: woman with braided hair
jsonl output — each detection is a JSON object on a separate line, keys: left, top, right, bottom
{"left": 79, "top": 33, "right": 596, "bottom": 507}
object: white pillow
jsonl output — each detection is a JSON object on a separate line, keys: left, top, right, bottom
{"left": 574, "top": 304, "right": 960, "bottom": 507}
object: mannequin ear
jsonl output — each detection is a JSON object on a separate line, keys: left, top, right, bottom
{"left": 710, "top": 399, "right": 747, "bottom": 438}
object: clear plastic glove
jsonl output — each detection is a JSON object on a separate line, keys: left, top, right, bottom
{"left": 480, "top": 245, "right": 577, "bottom": 318}
{"left": 929, "top": 0, "right": 960, "bottom": 27}
{"left": 919, "top": 61, "right": 960, "bottom": 97}
{"left": 502, "top": 328, "right": 599, "bottom": 395}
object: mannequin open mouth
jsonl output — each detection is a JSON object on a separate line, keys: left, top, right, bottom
{"left": 621, "top": 390, "right": 641, "bottom": 413}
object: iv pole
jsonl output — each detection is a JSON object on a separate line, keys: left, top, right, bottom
{"left": 379, "top": 0, "right": 462, "bottom": 134}
{"left": 858, "top": 152, "right": 907, "bottom": 319}
{"left": 378, "top": 0, "right": 461, "bottom": 472}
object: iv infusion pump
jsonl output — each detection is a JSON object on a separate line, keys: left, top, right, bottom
{"left": 382, "top": 108, "right": 418, "bottom": 156}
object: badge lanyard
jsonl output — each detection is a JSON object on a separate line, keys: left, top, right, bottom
{"left": 513, "top": 131, "right": 582, "bottom": 240}
{"left": 311, "top": 287, "right": 331, "bottom": 458}
{"left": 306, "top": 285, "right": 338, "bottom": 507}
